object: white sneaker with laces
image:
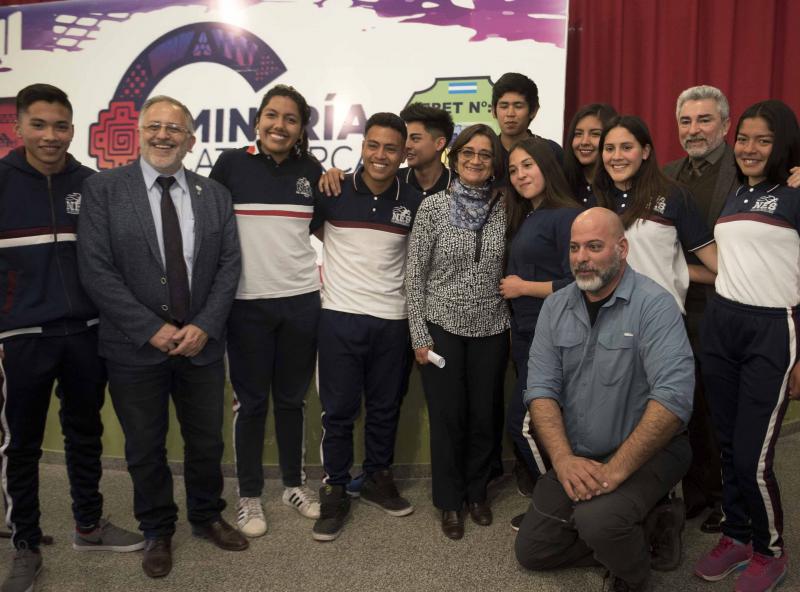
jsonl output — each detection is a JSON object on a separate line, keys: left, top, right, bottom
{"left": 236, "top": 497, "right": 267, "bottom": 537}
{"left": 282, "top": 486, "right": 321, "bottom": 519}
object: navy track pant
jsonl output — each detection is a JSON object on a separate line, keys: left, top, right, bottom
{"left": 701, "top": 295, "right": 797, "bottom": 557}
{"left": 506, "top": 323, "right": 549, "bottom": 480}
{"left": 317, "top": 309, "right": 409, "bottom": 485}
{"left": 0, "top": 330, "right": 106, "bottom": 549}
{"left": 227, "top": 292, "right": 320, "bottom": 494}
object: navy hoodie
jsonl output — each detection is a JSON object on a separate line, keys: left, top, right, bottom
{"left": 0, "top": 147, "right": 98, "bottom": 338}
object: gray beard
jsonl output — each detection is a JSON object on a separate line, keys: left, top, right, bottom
{"left": 574, "top": 255, "right": 622, "bottom": 294}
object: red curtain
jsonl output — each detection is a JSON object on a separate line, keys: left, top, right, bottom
{"left": 565, "top": 0, "right": 800, "bottom": 163}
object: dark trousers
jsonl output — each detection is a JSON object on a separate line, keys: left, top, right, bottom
{"left": 107, "top": 356, "right": 226, "bottom": 539}
{"left": 0, "top": 331, "right": 106, "bottom": 549}
{"left": 420, "top": 323, "right": 509, "bottom": 511}
{"left": 506, "top": 325, "right": 549, "bottom": 478}
{"left": 701, "top": 295, "right": 796, "bottom": 556}
{"left": 682, "top": 310, "right": 723, "bottom": 515}
{"left": 317, "top": 310, "right": 410, "bottom": 485}
{"left": 227, "top": 292, "right": 320, "bottom": 494}
{"left": 515, "top": 434, "right": 691, "bottom": 585}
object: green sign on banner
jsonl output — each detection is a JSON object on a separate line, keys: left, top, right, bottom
{"left": 405, "top": 76, "right": 499, "bottom": 143}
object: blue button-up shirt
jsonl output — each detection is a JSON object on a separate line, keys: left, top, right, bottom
{"left": 523, "top": 266, "right": 694, "bottom": 459}
{"left": 140, "top": 158, "right": 196, "bottom": 284}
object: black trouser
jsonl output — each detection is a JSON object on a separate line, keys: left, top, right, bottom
{"left": 227, "top": 292, "right": 320, "bottom": 494}
{"left": 420, "top": 323, "right": 509, "bottom": 511}
{"left": 701, "top": 295, "right": 796, "bottom": 557}
{"left": 317, "top": 310, "right": 410, "bottom": 485}
{"left": 515, "top": 434, "right": 691, "bottom": 585}
{"left": 107, "top": 356, "right": 226, "bottom": 539}
{"left": 682, "top": 309, "right": 723, "bottom": 515}
{"left": 0, "top": 330, "right": 106, "bottom": 549}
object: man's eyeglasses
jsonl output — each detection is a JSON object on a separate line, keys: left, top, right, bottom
{"left": 141, "top": 122, "right": 191, "bottom": 137}
{"left": 459, "top": 148, "right": 493, "bottom": 163}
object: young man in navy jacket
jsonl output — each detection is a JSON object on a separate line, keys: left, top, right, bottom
{"left": 0, "top": 84, "right": 142, "bottom": 592}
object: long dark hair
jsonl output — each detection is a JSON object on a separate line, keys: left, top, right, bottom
{"left": 505, "top": 137, "right": 579, "bottom": 242}
{"left": 563, "top": 103, "right": 618, "bottom": 192}
{"left": 735, "top": 100, "right": 800, "bottom": 185}
{"left": 254, "top": 84, "right": 312, "bottom": 157}
{"left": 594, "top": 115, "right": 678, "bottom": 229}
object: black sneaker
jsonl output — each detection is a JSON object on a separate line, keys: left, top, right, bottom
{"left": 312, "top": 484, "right": 351, "bottom": 542}
{"left": 510, "top": 513, "right": 525, "bottom": 532}
{"left": 645, "top": 494, "right": 685, "bottom": 571}
{"left": 359, "top": 469, "right": 414, "bottom": 517}
{"left": 512, "top": 461, "right": 537, "bottom": 497}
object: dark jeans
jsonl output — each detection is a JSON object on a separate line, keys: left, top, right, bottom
{"left": 420, "top": 323, "right": 509, "bottom": 510}
{"left": 107, "top": 356, "right": 226, "bottom": 539}
{"left": 0, "top": 331, "right": 106, "bottom": 549}
{"left": 227, "top": 292, "right": 320, "bottom": 493}
{"left": 515, "top": 434, "right": 691, "bottom": 586}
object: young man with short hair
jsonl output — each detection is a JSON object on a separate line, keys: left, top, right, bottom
{"left": 398, "top": 103, "right": 454, "bottom": 197}
{"left": 0, "top": 84, "right": 143, "bottom": 592}
{"left": 492, "top": 72, "right": 564, "bottom": 165}
{"left": 311, "top": 113, "right": 422, "bottom": 541}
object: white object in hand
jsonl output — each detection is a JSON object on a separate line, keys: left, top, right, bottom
{"left": 427, "top": 350, "right": 446, "bottom": 368}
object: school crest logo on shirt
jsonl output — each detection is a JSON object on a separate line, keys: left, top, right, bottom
{"left": 65, "top": 193, "right": 81, "bottom": 215}
{"left": 391, "top": 206, "right": 412, "bottom": 227}
{"left": 296, "top": 177, "right": 312, "bottom": 199}
{"left": 652, "top": 195, "right": 667, "bottom": 215}
{"left": 751, "top": 195, "right": 778, "bottom": 214}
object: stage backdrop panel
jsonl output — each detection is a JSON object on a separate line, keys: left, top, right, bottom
{"left": 0, "top": 0, "right": 569, "bottom": 466}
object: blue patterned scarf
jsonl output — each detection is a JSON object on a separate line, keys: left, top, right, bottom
{"left": 449, "top": 176, "right": 493, "bottom": 230}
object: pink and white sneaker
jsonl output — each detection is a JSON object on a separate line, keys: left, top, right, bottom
{"left": 694, "top": 536, "right": 753, "bottom": 581}
{"left": 735, "top": 551, "right": 788, "bottom": 592}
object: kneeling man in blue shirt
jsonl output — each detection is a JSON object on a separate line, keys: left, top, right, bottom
{"left": 514, "top": 208, "right": 694, "bottom": 591}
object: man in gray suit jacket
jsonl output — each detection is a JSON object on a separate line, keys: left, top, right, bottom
{"left": 77, "top": 95, "right": 244, "bottom": 579}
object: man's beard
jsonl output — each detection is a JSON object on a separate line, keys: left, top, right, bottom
{"left": 573, "top": 252, "right": 622, "bottom": 294}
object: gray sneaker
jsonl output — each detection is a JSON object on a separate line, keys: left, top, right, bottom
{"left": 2, "top": 546, "right": 42, "bottom": 592}
{"left": 72, "top": 518, "right": 145, "bottom": 552}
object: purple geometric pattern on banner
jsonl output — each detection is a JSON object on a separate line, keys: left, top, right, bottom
{"left": 0, "top": 0, "right": 566, "bottom": 58}
{"left": 0, "top": 0, "right": 262, "bottom": 54}
{"left": 88, "top": 21, "right": 286, "bottom": 169}
{"left": 342, "top": 0, "right": 567, "bottom": 47}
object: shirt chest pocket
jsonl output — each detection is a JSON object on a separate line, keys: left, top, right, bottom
{"left": 596, "top": 331, "right": 635, "bottom": 385}
{"left": 554, "top": 330, "right": 584, "bottom": 375}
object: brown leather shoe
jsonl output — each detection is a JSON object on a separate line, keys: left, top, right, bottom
{"left": 441, "top": 510, "right": 464, "bottom": 540}
{"left": 192, "top": 518, "right": 249, "bottom": 551}
{"left": 142, "top": 536, "right": 172, "bottom": 578}
{"left": 468, "top": 501, "right": 492, "bottom": 526}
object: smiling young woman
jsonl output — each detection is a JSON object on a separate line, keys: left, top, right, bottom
{"left": 694, "top": 100, "right": 800, "bottom": 591}
{"left": 593, "top": 115, "right": 718, "bottom": 315}
{"left": 562, "top": 103, "right": 618, "bottom": 207}
{"left": 209, "top": 85, "right": 323, "bottom": 536}
{"left": 500, "top": 137, "right": 582, "bottom": 526}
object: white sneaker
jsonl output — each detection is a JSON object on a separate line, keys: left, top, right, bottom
{"left": 236, "top": 497, "right": 267, "bottom": 537}
{"left": 282, "top": 486, "right": 321, "bottom": 519}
